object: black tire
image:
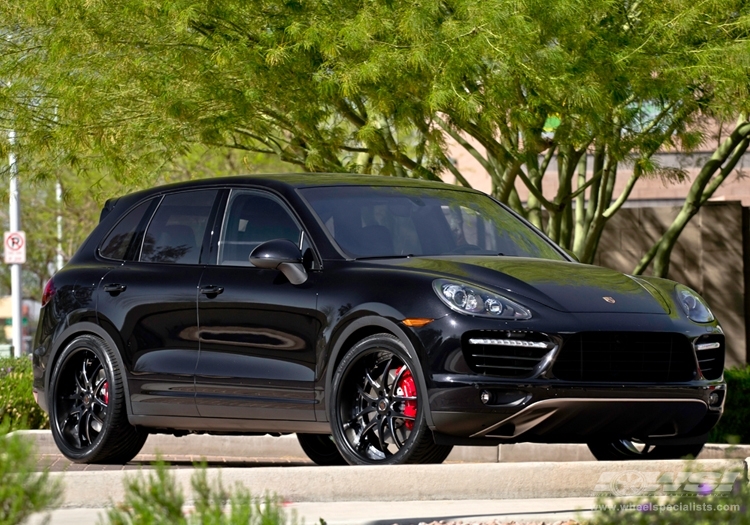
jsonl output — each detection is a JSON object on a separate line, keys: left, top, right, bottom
{"left": 587, "top": 439, "right": 705, "bottom": 461}
{"left": 328, "top": 333, "right": 452, "bottom": 465}
{"left": 49, "top": 334, "right": 147, "bottom": 464}
{"left": 296, "top": 434, "right": 347, "bottom": 465}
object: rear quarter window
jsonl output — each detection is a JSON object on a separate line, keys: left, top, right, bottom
{"left": 99, "top": 199, "right": 157, "bottom": 261}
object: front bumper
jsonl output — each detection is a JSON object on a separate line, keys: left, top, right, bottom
{"left": 413, "top": 312, "right": 726, "bottom": 444}
{"left": 428, "top": 381, "right": 724, "bottom": 443}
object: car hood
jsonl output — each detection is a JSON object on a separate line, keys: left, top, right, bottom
{"left": 372, "top": 256, "right": 670, "bottom": 314}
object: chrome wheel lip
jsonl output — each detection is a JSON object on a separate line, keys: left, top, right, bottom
{"left": 336, "top": 348, "right": 418, "bottom": 463}
{"left": 52, "top": 348, "right": 110, "bottom": 453}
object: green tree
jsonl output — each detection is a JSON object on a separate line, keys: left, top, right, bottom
{"left": 1, "top": 0, "right": 749, "bottom": 272}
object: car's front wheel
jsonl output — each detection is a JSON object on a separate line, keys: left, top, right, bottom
{"left": 587, "top": 439, "right": 705, "bottom": 460}
{"left": 329, "top": 333, "right": 452, "bottom": 465}
{"left": 49, "top": 334, "right": 147, "bottom": 463}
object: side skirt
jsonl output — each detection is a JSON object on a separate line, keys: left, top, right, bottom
{"left": 129, "top": 415, "right": 331, "bottom": 434}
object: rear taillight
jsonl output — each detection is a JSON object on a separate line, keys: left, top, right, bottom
{"left": 42, "top": 279, "right": 55, "bottom": 307}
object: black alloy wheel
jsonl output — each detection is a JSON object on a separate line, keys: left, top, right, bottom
{"left": 329, "top": 334, "right": 452, "bottom": 465}
{"left": 587, "top": 439, "right": 705, "bottom": 460}
{"left": 50, "top": 335, "right": 147, "bottom": 463}
{"left": 296, "top": 434, "right": 347, "bottom": 465}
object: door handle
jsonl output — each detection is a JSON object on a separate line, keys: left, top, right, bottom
{"left": 103, "top": 283, "right": 127, "bottom": 294}
{"left": 200, "top": 285, "right": 224, "bottom": 297}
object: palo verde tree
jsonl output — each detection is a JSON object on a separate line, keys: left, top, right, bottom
{"left": 1, "top": 0, "right": 750, "bottom": 273}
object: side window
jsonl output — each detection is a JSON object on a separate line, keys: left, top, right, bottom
{"left": 99, "top": 199, "right": 156, "bottom": 261}
{"left": 140, "top": 190, "right": 218, "bottom": 265}
{"left": 219, "top": 191, "right": 301, "bottom": 266}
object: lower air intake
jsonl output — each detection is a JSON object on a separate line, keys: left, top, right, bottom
{"left": 552, "top": 332, "right": 696, "bottom": 382}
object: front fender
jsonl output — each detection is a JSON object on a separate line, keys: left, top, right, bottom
{"left": 320, "top": 314, "right": 435, "bottom": 429}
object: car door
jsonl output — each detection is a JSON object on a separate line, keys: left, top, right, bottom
{"left": 96, "top": 189, "right": 221, "bottom": 417}
{"left": 195, "top": 189, "right": 320, "bottom": 421}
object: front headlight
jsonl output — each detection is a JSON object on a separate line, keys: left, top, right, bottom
{"left": 676, "top": 285, "right": 714, "bottom": 323}
{"left": 433, "top": 279, "right": 531, "bottom": 319}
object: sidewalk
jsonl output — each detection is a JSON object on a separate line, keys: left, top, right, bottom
{"left": 42, "top": 460, "right": 746, "bottom": 506}
{"left": 14, "top": 431, "right": 749, "bottom": 525}
{"left": 28, "top": 498, "right": 599, "bottom": 525}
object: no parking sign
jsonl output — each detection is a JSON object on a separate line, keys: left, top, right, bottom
{"left": 4, "top": 231, "right": 26, "bottom": 264}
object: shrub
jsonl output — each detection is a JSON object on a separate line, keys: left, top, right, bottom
{"left": 105, "top": 461, "right": 297, "bottom": 525}
{"left": 0, "top": 422, "right": 62, "bottom": 524}
{"left": 589, "top": 463, "right": 747, "bottom": 525}
{"left": 0, "top": 357, "right": 48, "bottom": 431}
{"left": 709, "top": 366, "right": 750, "bottom": 444}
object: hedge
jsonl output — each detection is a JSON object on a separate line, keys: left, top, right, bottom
{"left": 0, "top": 357, "right": 49, "bottom": 431}
{"left": 709, "top": 366, "right": 750, "bottom": 444}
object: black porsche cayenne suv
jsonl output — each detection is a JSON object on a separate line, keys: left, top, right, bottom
{"left": 32, "top": 174, "right": 726, "bottom": 465}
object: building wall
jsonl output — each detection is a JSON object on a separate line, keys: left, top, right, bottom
{"left": 593, "top": 202, "right": 747, "bottom": 368}
{"left": 445, "top": 131, "right": 750, "bottom": 206}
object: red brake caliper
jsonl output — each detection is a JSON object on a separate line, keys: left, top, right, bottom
{"left": 102, "top": 382, "right": 109, "bottom": 405}
{"left": 395, "top": 367, "right": 417, "bottom": 430}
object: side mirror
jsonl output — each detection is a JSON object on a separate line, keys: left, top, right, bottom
{"left": 249, "top": 239, "right": 308, "bottom": 285}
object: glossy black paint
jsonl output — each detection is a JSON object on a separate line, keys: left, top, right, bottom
{"left": 32, "top": 174, "right": 726, "bottom": 447}
{"left": 195, "top": 264, "right": 319, "bottom": 420}
{"left": 97, "top": 262, "right": 203, "bottom": 417}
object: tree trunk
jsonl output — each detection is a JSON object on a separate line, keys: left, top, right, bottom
{"left": 634, "top": 119, "right": 750, "bottom": 276}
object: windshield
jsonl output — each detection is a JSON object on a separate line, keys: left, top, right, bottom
{"left": 299, "top": 185, "right": 565, "bottom": 261}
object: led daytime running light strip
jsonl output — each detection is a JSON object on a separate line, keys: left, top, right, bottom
{"left": 695, "top": 342, "right": 721, "bottom": 351}
{"left": 469, "top": 338, "right": 552, "bottom": 349}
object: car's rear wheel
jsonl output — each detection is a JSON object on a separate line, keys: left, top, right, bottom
{"left": 49, "top": 334, "right": 147, "bottom": 463}
{"left": 587, "top": 439, "right": 705, "bottom": 460}
{"left": 296, "top": 434, "right": 347, "bottom": 465}
{"left": 329, "top": 333, "right": 452, "bottom": 465}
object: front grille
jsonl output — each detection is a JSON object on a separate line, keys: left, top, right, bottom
{"left": 463, "top": 331, "right": 555, "bottom": 378}
{"left": 694, "top": 334, "right": 725, "bottom": 380}
{"left": 552, "top": 332, "right": 696, "bottom": 382}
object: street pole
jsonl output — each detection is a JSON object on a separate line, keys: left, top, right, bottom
{"left": 56, "top": 179, "right": 63, "bottom": 271}
{"left": 8, "top": 129, "right": 22, "bottom": 357}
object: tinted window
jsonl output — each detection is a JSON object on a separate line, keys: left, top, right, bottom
{"left": 219, "top": 191, "right": 301, "bottom": 266}
{"left": 300, "top": 186, "right": 564, "bottom": 260}
{"left": 140, "top": 190, "right": 218, "bottom": 264}
{"left": 99, "top": 199, "right": 155, "bottom": 261}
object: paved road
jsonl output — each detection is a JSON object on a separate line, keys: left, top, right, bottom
{"left": 28, "top": 498, "right": 597, "bottom": 525}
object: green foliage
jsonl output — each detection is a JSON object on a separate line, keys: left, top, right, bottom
{"left": 709, "top": 366, "right": 750, "bottom": 444}
{"left": 1, "top": 0, "right": 750, "bottom": 271}
{"left": 0, "top": 422, "right": 62, "bottom": 525}
{"left": 589, "top": 465, "right": 747, "bottom": 525}
{"left": 105, "top": 461, "right": 295, "bottom": 525}
{"left": 0, "top": 357, "right": 48, "bottom": 431}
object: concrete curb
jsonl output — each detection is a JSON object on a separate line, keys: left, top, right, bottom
{"left": 13, "top": 430, "right": 750, "bottom": 463}
{"left": 49, "top": 459, "right": 745, "bottom": 507}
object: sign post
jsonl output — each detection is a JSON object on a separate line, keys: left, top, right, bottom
{"left": 7, "top": 128, "right": 22, "bottom": 357}
{"left": 4, "top": 232, "right": 26, "bottom": 264}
